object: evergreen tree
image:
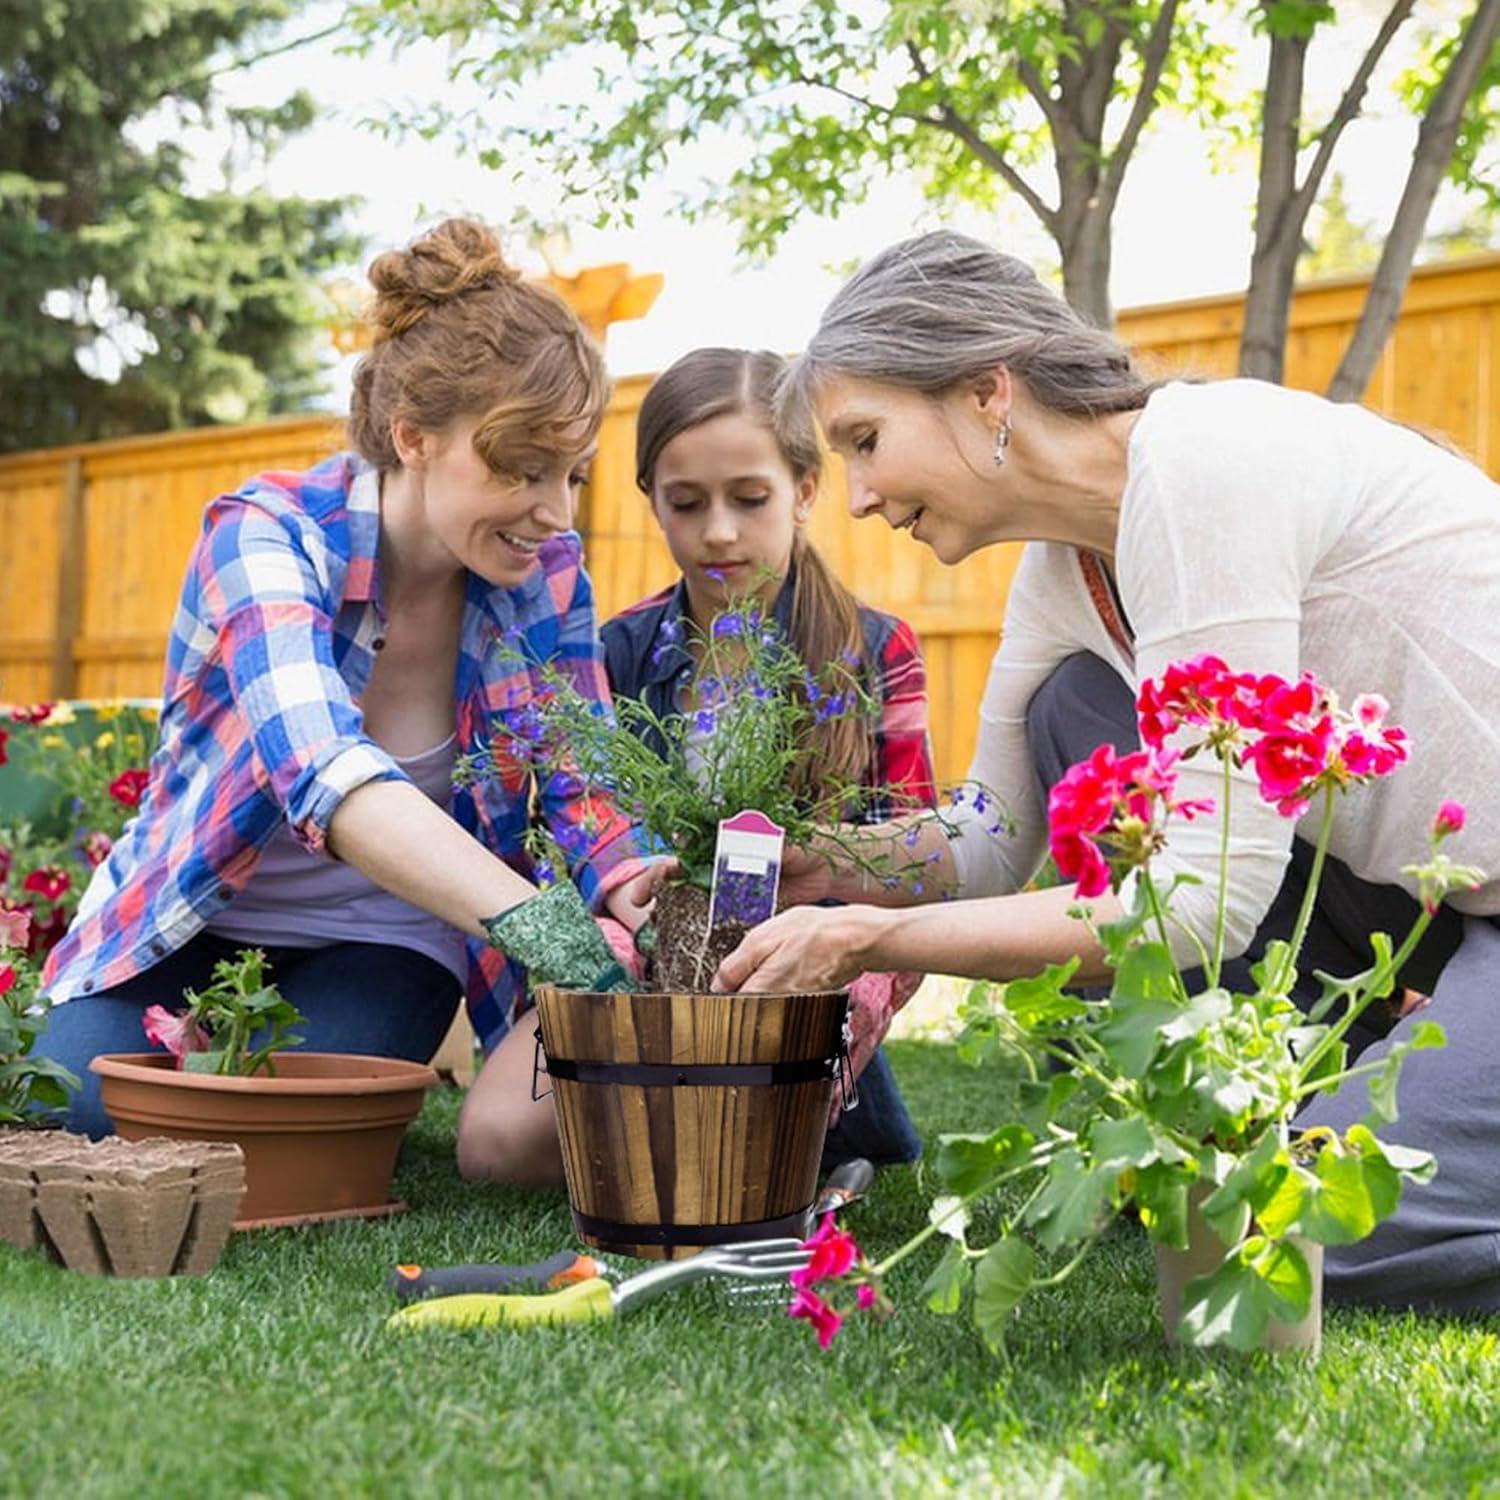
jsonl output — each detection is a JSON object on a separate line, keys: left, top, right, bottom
{"left": 0, "top": 0, "right": 361, "bottom": 451}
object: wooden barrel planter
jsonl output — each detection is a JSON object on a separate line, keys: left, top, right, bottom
{"left": 533, "top": 985, "right": 849, "bottom": 1260}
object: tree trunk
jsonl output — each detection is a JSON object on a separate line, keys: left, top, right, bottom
{"left": 1239, "top": 21, "right": 1308, "bottom": 382}
{"left": 1059, "top": 207, "right": 1115, "bottom": 329}
{"left": 1327, "top": 0, "right": 1500, "bottom": 402}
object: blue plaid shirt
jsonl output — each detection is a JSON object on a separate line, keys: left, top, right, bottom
{"left": 44, "top": 452, "right": 649, "bottom": 1051}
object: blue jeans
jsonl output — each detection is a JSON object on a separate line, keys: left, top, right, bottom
{"left": 822, "top": 1046, "right": 922, "bottom": 1169}
{"left": 38, "top": 931, "right": 461, "bottom": 1138}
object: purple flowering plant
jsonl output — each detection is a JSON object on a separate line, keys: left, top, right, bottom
{"left": 459, "top": 595, "right": 987, "bottom": 895}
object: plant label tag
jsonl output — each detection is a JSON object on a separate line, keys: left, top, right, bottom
{"left": 709, "top": 809, "right": 785, "bottom": 927}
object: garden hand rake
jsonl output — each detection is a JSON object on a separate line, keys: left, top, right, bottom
{"left": 384, "top": 1238, "right": 809, "bottom": 1333}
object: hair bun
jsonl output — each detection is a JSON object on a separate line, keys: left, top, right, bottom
{"left": 365, "top": 218, "right": 521, "bottom": 342}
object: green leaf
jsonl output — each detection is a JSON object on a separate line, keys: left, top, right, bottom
{"left": 1295, "top": 1148, "right": 1397, "bottom": 1246}
{"left": 182, "top": 1050, "right": 228, "bottom": 1075}
{"left": 922, "top": 1241, "right": 971, "bottom": 1316}
{"left": 972, "top": 1237, "right": 1036, "bottom": 1349}
{"left": 1015, "top": 1072, "right": 1080, "bottom": 1132}
{"left": 1000, "top": 962, "right": 1084, "bottom": 1026}
{"left": 1199, "top": 1131, "right": 1285, "bottom": 1246}
{"left": 1347, "top": 1124, "right": 1436, "bottom": 1184}
{"left": 1133, "top": 1161, "right": 1191, "bottom": 1251}
{"left": 1096, "top": 991, "right": 1181, "bottom": 1078}
{"left": 1024, "top": 1150, "right": 1111, "bottom": 1251}
{"left": 933, "top": 1124, "right": 1037, "bottom": 1197}
{"left": 1178, "top": 1236, "right": 1313, "bottom": 1351}
{"left": 1089, "top": 1115, "right": 1158, "bottom": 1172}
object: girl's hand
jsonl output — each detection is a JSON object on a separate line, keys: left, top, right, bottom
{"left": 712, "top": 905, "right": 883, "bottom": 994}
{"left": 603, "top": 859, "right": 676, "bottom": 934}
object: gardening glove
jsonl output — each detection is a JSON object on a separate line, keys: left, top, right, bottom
{"left": 482, "top": 879, "right": 645, "bottom": 993}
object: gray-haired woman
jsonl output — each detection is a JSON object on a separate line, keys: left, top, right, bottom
{"left": 713, "top": 228, "right": 1500, "bottom": 1315}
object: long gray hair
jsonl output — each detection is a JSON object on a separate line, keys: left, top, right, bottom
{"left": 779, "top": 229, "right": 1162, "bottom": 422}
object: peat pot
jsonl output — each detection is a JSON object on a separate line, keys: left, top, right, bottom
{"left": 534, "top": 985, "right": 849, "bottom": 1261}
{"left": 90, "top": 1052, "right": 437, "bottom": 1229}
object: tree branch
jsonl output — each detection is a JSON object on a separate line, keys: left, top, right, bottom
{"left": 1289, "top": 0, "right": 1417, "bottom": 229}
{"left": 1101, "top": 0, "right": 1182, "bottom": 205}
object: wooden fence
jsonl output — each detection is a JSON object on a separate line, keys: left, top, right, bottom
{"left": 3, "top": 251, "right": 1499, "bottom": 782}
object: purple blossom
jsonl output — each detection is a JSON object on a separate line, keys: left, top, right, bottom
{"left": 694, "top": 709, "right": 717, "bottom": 735}
{"left": 534, "top": 859, "right": 557, "bottom": 886}
{"left": 705, "top": 567, "right": 727, "bottom": 583}
{"left": 972, "top": 790, "right": 989, "bottom": 814}
{"left": 713, "top": 615, "right": 744, "bottom": 639}
{"left": 903, "top": 826, "right": 921, "bottom": 848}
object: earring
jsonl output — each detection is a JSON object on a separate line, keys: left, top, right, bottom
{"left": 992, "top": 415, "right": 1012, "bottom": 468}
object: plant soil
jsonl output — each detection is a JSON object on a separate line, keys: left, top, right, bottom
{"left": 651, "top": 882, "right": 774, "bottom": 993}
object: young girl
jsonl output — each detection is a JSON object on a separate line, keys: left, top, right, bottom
{"left": 602, "top": 346, "right": 937, "bottom": 1165}
{"left": 39, "top": 218, "right": 656, "bottom": 1153}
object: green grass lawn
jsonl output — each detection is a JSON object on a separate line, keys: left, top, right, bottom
{"left": 4, "top": 1040, "right": 1499, "bottom": 1498}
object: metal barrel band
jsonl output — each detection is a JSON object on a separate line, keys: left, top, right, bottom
{"left": 531, "top": 1027, "right": 551, "bottom": 1102}
{"left": 569, "top": 1204, "right": 815, "bottom": 1250}
{"left": 542, "top": 1054, "right": 841, "bottom": 1088}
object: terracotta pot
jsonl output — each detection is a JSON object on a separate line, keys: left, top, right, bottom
{"left": 1154, "top": 1187, "right": 1323, "bottom": 1357}
{"left": 90, "top": 1052, "right": 436, "bottom": 1228}
{"left": 535, "top": 985, "right": 847, "bottom": 1260}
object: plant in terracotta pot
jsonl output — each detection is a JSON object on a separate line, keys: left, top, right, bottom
{"left": 90, "top": 948, "right": 437, "bottom": 1229}
{"left": 783, "top": 658, "right": 1485, "bottom": 1355}
{"left": 463, "top": 596, "right": 955, "bottom": 990}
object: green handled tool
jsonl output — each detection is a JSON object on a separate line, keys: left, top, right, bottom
{"left": 385, "top": 1238, "right": 809, "bottom": 1332}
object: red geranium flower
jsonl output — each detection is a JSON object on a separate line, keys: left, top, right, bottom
{"left": 9, "top": 703, "right": 54, "bottom": 725}
{"left": 22, "top": 866, "right": 71, "bottom": 904}
{"left": 0, "top": 725, "right": 8, "bottom": 767}
{"left": 0, "top": 964, "right": 15, "bottom": 998}
{"left": 108, "top": 768, "right": 150, "bottom": 808}
{"left": 792, "top": 1213, "right": 861, "bottom": 1290}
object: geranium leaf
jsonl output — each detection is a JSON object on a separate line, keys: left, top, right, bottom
{"left": 1000, "top": 962, "right": 1084, "bottom": 1026}
{"left": 922, "top": 1240, "right": 971, "bottom": 1316}
{"left": 933, "top": 1124, "right": 1036, "bottom": 1197}
{"left": 1097, "top": 990, "right": 1181, "bottom": 1078}
{"left": 1179, "top": 1237, "right": 1312, "bottom": 1350}
{"left": 1200, "top": 1131, "right": 1285, "bottom": 1245}
{"left": 972, "top": 1237, "right": 1036, "bottom": 1349}
{"left": 1016, "top": 1072, "right": 1081, "bottom": 1132}
{"left": 1024, "top": 1151, "right": 1112, "bottom": 1251}
{"left": 1133, "top": 1161, "right": 1191, "bottom": 1250}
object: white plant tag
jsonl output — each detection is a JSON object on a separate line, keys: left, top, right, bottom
{"left": 709, "top": 809, "right": 786, "bottom": 928}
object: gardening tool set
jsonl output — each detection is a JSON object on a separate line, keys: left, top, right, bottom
{"left": 385, "top": 1156, "right": 873, "bottom": 1333}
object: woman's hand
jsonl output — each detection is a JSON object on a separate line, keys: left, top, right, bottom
{"left": 712, "top": 904, "right": 886, "bottom": 994}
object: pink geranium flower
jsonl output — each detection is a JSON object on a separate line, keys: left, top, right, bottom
{"left": 792, "top": 1213, "right": 861, "bottom": 1289}
{"left": 1433, "top": 801, "right": 1467, "bottom": 838}
{"left": 788, "top": 1288, "right": 844, "bottom": 1349}
{"left": 1047, "top": 742, "right": 1213, "bottom": 899}
{"left": 0, "top": 906, "right": 28, "bottom": 951}
{"left": 142, "top": 1004, "right": 210, "bottom": 1066}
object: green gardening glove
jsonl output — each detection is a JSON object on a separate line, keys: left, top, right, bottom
{"left": 482, "top": 879, "right": 644, "bottom": 993}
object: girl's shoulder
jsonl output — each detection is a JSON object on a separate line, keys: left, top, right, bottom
{"left": 853, "top": 599, "right": 923, "bottom": 672}
{"left": 600, "top": 583, "right": 685, "bottom": 696}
